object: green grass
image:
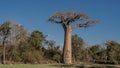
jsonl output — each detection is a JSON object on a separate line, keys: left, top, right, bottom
{"left": 0, "top": 64, "right": 57, "bottom": 68}
{"left": 0, "top": 64, "right": 120, "bottom": 68}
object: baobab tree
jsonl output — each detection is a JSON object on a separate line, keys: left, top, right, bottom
{"left": 48, "top": 11, "right": 96, "bottom": 64}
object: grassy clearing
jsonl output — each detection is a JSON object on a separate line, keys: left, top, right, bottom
{"left": 0, "top": 64, "right": 120, "bottom": 68}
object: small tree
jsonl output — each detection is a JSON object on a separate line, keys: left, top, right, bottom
{"left": 48, "top": 11, "right": 96, "bottom": 64}
{"left": 89, "top": 45, "right": 101, "bottom": 61}
{"left": 72, "top": 34, "right": 84, "bottom": 62}
{"left": 0, "top": 21, "right": 11, "bottom": 64}
{"left": 28, "top": 30, "right": 44, "bottom": 50}
{"left": 8, "top": 23, "right": 27, "bottom": 62}
{"left": 106, "top": 41, "right": 120, "bottom": 64}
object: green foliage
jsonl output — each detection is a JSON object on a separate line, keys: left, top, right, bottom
{"left": 28, "top": 30, "right": 44, "bottom": 50}
{"left": 6, "top": 45, "right": 21, "bottom": 62}
{"left": 0, "top": 21, "right": 120, "bottom": 64}
{"left": 72, "top": 34, "right": 84, "bottom": 47}
{"left": 87, "top": 41, "right": 120, "bottom": 64}
{"left": 89, "top": 45, "right": 101, "bottom": 60}
{"left": 72, "top": 34, "right": 84, "bottom": 62}
{"left": 0, "top": 21, "right": 11, "bottom": 64}
{"left": 52, "top": 54, "right": 61, "bottom": 63}
{"left": 44, "top": 49, "right": 61, "bottom": 62}
{"left": 98, "top": 48, "right": 107, "bottom": 61}
{"left": 44, "top": 40, "right": 61, "bottom": 63}
{"left": 106, "top": 41, "right": 120, "bottom": 64}
{"left": 0, "top": 21, "right": 11, "bottom": 37}
{"left": 20, "top": 45, "right": 44, "bottom": 63}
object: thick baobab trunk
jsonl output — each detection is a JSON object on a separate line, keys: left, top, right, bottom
{"left": 63, "top": 27, "right": 72, "bottom": 64}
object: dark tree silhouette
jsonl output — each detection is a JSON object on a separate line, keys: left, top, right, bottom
{"left": 48, "top": 11, "right": 97, "bottom": 64}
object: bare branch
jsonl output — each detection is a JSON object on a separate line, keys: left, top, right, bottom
{"left": 48, "top": 11, "right": 97, "bottom": 31}
{"left": 69, "top": 13, "right": 89, "bottom": 24}
{"left": 83, "top": 20, "right": 98, "bottom": 27}
{"left": 71, "top": 20, "right": 97, "bottom": 30}
{"left": 48, "top": 11, "right": 89, "bottom": 25}
{"left": 48, "top": 18, "right": 62, "bottom": 24}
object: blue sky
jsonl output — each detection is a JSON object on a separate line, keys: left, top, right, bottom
{"left": 0, "top": 0, "right": 120, "bottom": 45}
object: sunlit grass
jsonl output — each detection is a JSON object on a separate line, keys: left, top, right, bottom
{"left": 0, "top": 64, "right": 120, "bottom": 68}
{"left": 0, "top": 64, "right": 57, "bottom": 68}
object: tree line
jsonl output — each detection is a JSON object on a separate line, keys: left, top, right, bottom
{"left": 0, "top": 21, "right": 61, "bottom": 64}
{"left": 0, "top": 20, "right": 120, "bottom": 64}
{"left": 72, "top": 35, "right": 120, "bottom": 64}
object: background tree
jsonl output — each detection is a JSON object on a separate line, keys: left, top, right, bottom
{"left": 48, "top": 11, "right": 96, "bottom": 64}
{"left": 98, "top": 47, "right": 107, "bottom": 63}
{"left": 72, "top": 34, "right": 84, "bottom": 62}
{"left": 44, "top": 40, "right": 61, "bottom": 63}
{"left": 28, "top": 30, "right": 44, "bottom": 50}
{"left": 89, "top": 45, "right": 101, "bottom": 61}
{"left": 0, "top": 20, "right": 120, "bottom": 64}
{"left": 105, "top": 41, "right": 120, "bottom": 64}
{"left": 0, "top": 21, "right": 11, "bottom": 64}
{"left": 21, "top": 30, "right": 44, "bottom": 63}
{"left": 10, "top": 22, "right": 27, "bottom": 45}
{"left": 8, "top": 22, "right": 28, "bottom": 62}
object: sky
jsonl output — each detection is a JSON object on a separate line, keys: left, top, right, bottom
{"left": 0, "top": 0, "right": 120, "bottom": 46}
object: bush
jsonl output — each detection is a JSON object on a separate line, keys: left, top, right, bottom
{"left": 21, "top": 49, "right": 44, "bottom": 64}
{"left": 52, "top": 54, "right": 61, "bottom": 63}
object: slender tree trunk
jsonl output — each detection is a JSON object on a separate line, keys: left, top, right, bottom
{"left": 3, "top": 39, "right": 5, "bottom": 64}
{"left": 63, "top": 26, "right": 72, "bottom": 64}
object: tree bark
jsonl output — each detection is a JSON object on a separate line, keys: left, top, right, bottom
{"left": 63, "top": 26, "right": 72, "bottom": 64}
{"left": 3, "top": 38, "right": 5, "bottom": 64}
